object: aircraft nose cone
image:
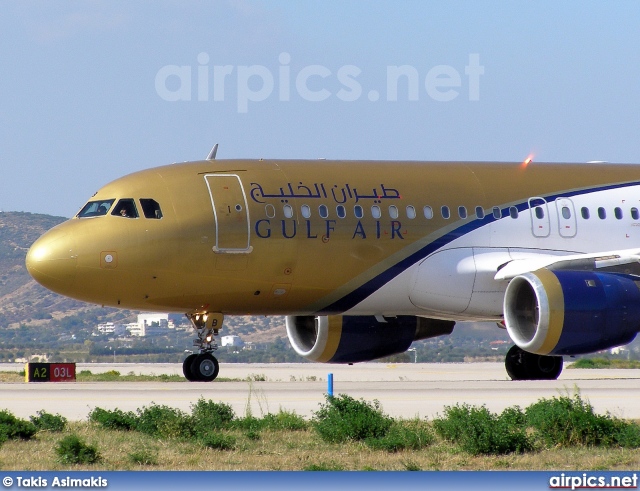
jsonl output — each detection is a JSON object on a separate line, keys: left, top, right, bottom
{"left": 26, "top": 227, "right": 77, "bottom": 290}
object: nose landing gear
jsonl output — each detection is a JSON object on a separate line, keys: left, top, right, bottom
{"left": 183, "top": 312, "right": 223, "bottom": 382}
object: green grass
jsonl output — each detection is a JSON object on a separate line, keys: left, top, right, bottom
{"left": 569, "top": 358, "right": 640, "bottom": 369}
{"left": 77, "top": 370, "right": 188, "bottom": 382}
{"left": 127, "top": 444, "right": 159, "bottom": 466}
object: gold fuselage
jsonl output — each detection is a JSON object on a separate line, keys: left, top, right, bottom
{"left": 26, "top": 159, "right": 640, "bottom": 316}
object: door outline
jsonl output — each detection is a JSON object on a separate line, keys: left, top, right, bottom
{"left": 528, "top": 197, "right": 550, "bottom": 238}
{"left": 204, "top": 174, "right": 252, "bottom": 253}
{"left": 555, "top": 197, "right": 577, "bottom": 238}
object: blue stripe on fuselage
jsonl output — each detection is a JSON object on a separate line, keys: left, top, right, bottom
{"left": 317, "top": 180, "right": 640, "bottom": 314}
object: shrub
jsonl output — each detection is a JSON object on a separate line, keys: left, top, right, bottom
{"left": 56, "top": 434, "right": 100, "bottom": 465}
{"left": 89, "top": 407, "right": 137, "bottom": 431}
{"left": 0, "top": 410, "right": 37, "bottom": 441}
{"left": 199, "top": 432, "right": 236, "bottom": 450}
{"left": 433, "top": 404, "right": 532, "bottom": 455}
{"left": 262, "top": 409, "right": 308, "bottom": 431}
{"left": 190, "top": 399, "right": 235, "bottom": 433}
{"left": 136, "top": 404, "right": 192, "bottom": 439}
{"left": 365, "top": 419, "right": 434, "bottom": 452}
{"left": 30, "top": 410, "right": 67, "bottom": 432}
{"left": 525, "top": 392, "right": 640, "bottom": 448}
{"left": 246, "top": 429, "right": 261, "bottom": 440}
{"left": 615, "top": 423, "right": 640, "bottom": 448}
{"left": 233, "top": 415, "right": 263, "bottom": 432}
{"left": 313, "top": 394, "right": 393, "bottom": 443}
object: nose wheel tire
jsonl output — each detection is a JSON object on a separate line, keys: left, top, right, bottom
{"left": 182, "top": 354, "right": 199, "bottom": 381}
{"left": 187, "top": 353, "right": 220, "bottom": 382}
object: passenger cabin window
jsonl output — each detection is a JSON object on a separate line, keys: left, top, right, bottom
{"left": 319, "top": 205, "right": 329, "bottom": 219}
{"left": 423, "top": 206, "right": 433, "bottom": 219}
{"left": 283, "top": 204, "right": 294, "bottom": 218}
{"left": 406, "top": 206, "right": 416, "bottom": 219}
{"left": 632, "top": 207, "right": 639, "bottom": 220}
{"left": 441, "top": 206, "right": 450, "bottom": 219}
{"left": 614, "top": 207, "right": 623, "bottom": 220}
{"left": 581, "top": 207, "right": 590, "bottom": 219}
{"left": 140, "top": 199, "right": 163, "bottom": 219}
{"left": 598, "top": 207, "right": 606, "bottom": 219}
{"left": 475, "top": 206, "right": 485, "bottom": 219}
{"left": 389, "top": 205, "right": 399, "bottom": 219}
{"left": 336, "top": 205, "right": 346, "bottom": 218}
{"left": 354, "top": 205, "right": 364, "bottom": 219}
{"left": 301, "top": 204, "right": 311, "bottom": 219}
{"left": 77, "top": 199, "right": 115, "bottom": 218}
{"left": 458, "top": 206, "right": 467, "bottom": 219}
{"left": 492, "top": 207, "right": 501, "bottom": 219}
{"left": 371, "top": 205, "right": 381, "bottom": 219}
{"left": 112, "top": 199, "right": 138, "bottom": 218}
{"left": 265, "top": 204, "right": 276, "bottom": 218}
{"left": 509, "top": 206, "right": 518, "bottom": 219}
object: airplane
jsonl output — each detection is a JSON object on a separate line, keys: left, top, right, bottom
{"left": 25, "top": 149, "right": 640, "bottom": 382}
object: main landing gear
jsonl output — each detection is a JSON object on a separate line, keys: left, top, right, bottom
{"left": 505, "top": 345, "right": 563, "bottom": 380}
{"left": 182, "top": 312, "right": 223, "bottom": 382}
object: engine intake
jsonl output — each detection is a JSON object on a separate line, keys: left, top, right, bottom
{"left": 286, "top": 315, "right": 454, "bottom": 363}
{"left": 504, "top": 269, "right": 640, "bottom": 355}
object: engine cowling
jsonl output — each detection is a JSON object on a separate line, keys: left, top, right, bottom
{"left": 504, "top": 268, "right": 640, "bottom": 356}
{"left": 286, "top": 315, "right": 454, "bottom": 363}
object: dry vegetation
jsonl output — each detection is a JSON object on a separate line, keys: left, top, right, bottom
{"left": 1, "top": 392, "right": 639, "bottom": 471}
{"left": 0, "top": 424, "right": 639, "bottom": 471}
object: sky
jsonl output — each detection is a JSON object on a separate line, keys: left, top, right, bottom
{"left": 2, "top": 1, "right": 640, "bottom": 217}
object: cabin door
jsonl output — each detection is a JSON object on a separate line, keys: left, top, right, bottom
{"left": 555, "top": 197, "right": 577, "bottom": 238}
{"left": 528, "top": 197, "right": 550, "bottom": 238}
{"left": 204, "top": 174, "right": 252, "bottom": 253}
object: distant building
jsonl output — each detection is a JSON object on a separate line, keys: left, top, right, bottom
{"left": 221, "top": 335, "right": 244, "bottom": 347}
{"left": 96, "top": 322, "right": 127, "bottom": 337}
{"left": 125, "top": 322, "right": 144, "bottom": 337}
{"left": 96, "top": 313, "right": 179, "bottom": 337}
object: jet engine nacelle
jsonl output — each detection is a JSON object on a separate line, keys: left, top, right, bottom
{"left": 286, "top": 315, "right": 454, "bottom": 363}
{"left": 504, "top": 269, "right": 640, "bottom": 356}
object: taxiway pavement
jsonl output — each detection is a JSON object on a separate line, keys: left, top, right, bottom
{"left": 0, "top": 362, "right": 638, "bottom": 421}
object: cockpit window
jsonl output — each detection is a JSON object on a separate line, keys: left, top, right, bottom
{"left": 77, "top": 199, "right": 115, "bottom": 218}
{"left": 140, "top": 199, "right": 163, "bottom": 219}
{"left": 111, "top": 199, "right": 139, "bottom": 218}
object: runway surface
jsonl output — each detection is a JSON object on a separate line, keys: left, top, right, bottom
{"left": 0, "top": 362, "right": 639, "bottom": 421}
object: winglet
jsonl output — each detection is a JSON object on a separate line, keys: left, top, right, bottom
{"left": 206, "top": 143, "right": 219, "bottom": 161}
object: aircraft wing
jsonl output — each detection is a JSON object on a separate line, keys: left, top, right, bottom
{"left": 494, "top": 248, "right": 640, "bottom": 280}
